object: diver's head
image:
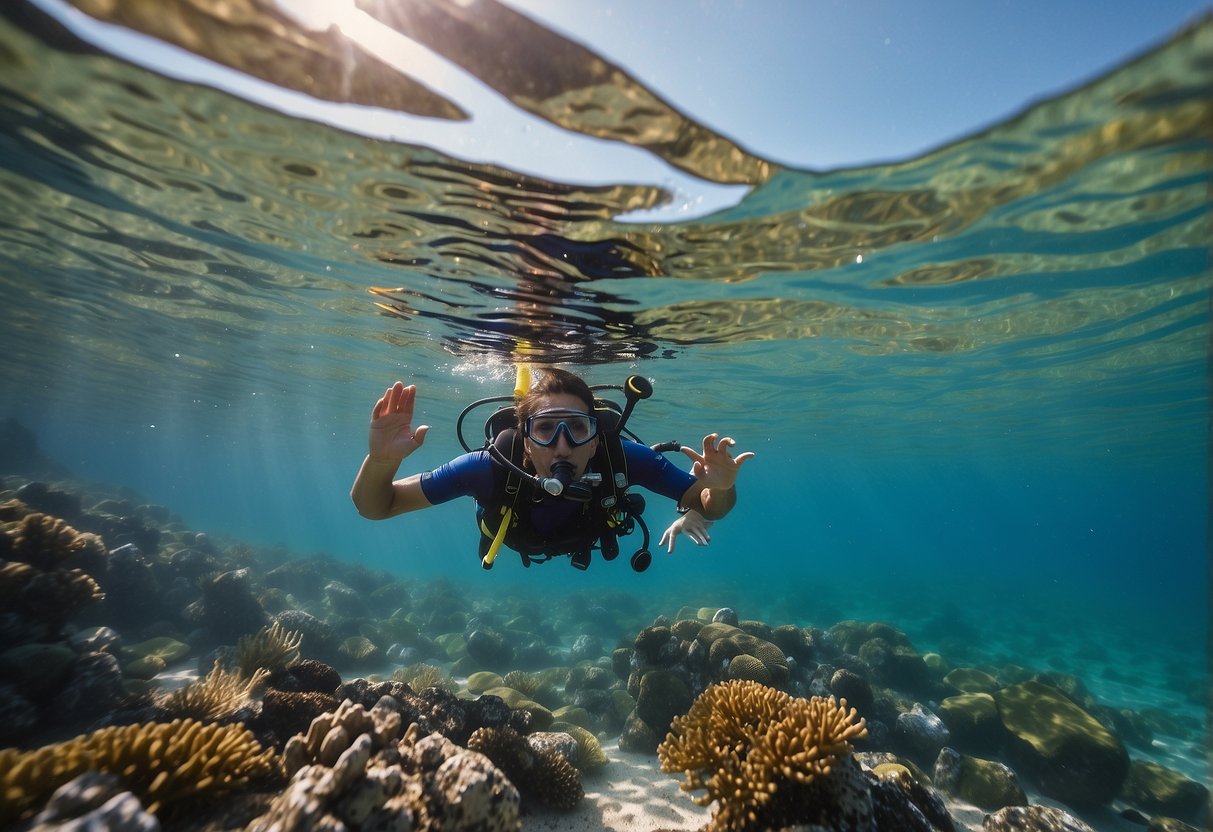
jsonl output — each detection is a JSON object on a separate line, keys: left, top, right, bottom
{"left": 517, "top": 368, "right": 599, "bottom": 478}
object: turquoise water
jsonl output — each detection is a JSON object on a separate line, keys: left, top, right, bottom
{"left": 0, "top": 0, "right": 1209, "bottom": 811}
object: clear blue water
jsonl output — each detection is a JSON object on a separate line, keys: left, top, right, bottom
{"left": 0, "top": 0, "right": 1208, "bottom": 798}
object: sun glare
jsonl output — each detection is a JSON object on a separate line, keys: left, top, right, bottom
{"left": 273, "top": 0, "right": 363, "bottom": 35}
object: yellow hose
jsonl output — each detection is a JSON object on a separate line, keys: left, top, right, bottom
{"left": 484, "top": 362, "right": 530, "bottom": 569}
{"left": 481, "top": 507, "right": 512, "bottom": 568}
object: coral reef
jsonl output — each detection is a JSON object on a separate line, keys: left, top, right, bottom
{"left": 1, "top": 510, "right": 106, "bottom": 647}
{"left": 392, "top": 662, "right": 458, "bottom": 694}
{"left": 255, "top": 696, "right": 521, "bottom": 832}
{"left": 7, "top": 510, "right": 108, "bottom": 571}
{"left": 658, "top": 680, "right": 868, "bottom": 832}
{"left": 24, "top": 772, "right": 160, "bottom": 832}
{"left": 157, "top": 661, "right": 269, "bottom": 723}
{"left": 0, "top": 718, "right": 280, "bottom": 825}
{"left": 234, "top": 620, "right": 303, "bottom": 677}
{"left": 467, "top": 725, "right": 584, "bottom": 810}
{"left": 552, "top": 721, "right": 610, "bottom": 770}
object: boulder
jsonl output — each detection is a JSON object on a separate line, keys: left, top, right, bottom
{"left": 938, "top": 692, "right": 1003, "bottom": 751}
{"left": 895, "top": 702, "right": 951, "bottom": 763}
{"left": 933, "top": 747, "right": 1026, "bottom": 811}
{"left": 635, "top": 669, "right": 691, "bottom": 734}
{"left": 994, "top": 680, "right": 1128, "bottom": 807}
{"left": 982, "top": 804, "right": 1096, "bottom": 831}
{"left": 943, "top": 667, "right": 1000, "bottom": 694}
{"left": 1118, "top": 759, "right": 1209, "bottom": 824}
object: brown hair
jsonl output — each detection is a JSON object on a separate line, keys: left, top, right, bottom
{"left": 515, "top": 367, "right": 595, "bottom": 432}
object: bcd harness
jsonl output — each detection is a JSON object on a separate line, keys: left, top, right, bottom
{"left": 456, "top": 375, "right": 675, "bottom": 573}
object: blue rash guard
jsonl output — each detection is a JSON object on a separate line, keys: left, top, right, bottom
{"left": 418, "top": 440, "right": 696, "bottom": 538}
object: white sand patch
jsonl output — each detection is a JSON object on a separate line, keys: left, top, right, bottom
{"left": 523, "top": 741, "right": 708, "bottom": 832}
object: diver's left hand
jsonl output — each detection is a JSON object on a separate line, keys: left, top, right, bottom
{"left": 659, "top": 511, "right": 714, "bottom": 553}
{"left": 681, "top": 433, "right": 754, "bottom": 491}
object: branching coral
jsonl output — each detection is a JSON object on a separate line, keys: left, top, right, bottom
{"left": 0, "top": 718, "right": 280, "bottom": 824}
{"left": 234, "top": 621, "right": 303, "bottom": 678}
{"left": 658, "top": 680, "right": 868, "bottom": 832}
{"left": 157, "top": 661, "right": 269, "bottom": 723}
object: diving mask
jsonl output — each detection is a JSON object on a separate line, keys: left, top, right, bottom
{"left": 524, "top": 409, "right": 599, "bottom": 447}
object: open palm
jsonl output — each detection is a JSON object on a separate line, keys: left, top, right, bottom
{"left": 369, "top": 382, "right": 430, "bottom": 460}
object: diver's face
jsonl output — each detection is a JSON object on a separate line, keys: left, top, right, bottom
{"left": 523, "top": 392, "right": 599, "bottom": 478}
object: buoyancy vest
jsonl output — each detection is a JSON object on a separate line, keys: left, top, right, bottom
{"left": 476, "top": 405, "right": 642, "bottom": 568}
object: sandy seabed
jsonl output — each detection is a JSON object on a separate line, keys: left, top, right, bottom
{"left": 519, "top": 742, "right": 1158, "bottom": 832}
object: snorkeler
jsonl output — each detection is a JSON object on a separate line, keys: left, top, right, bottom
{"left": 350, "top": 367, "right": 753, "bottom": 572}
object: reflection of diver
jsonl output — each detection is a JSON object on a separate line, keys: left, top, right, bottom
{"left": 350, "top": 367, "right": 753, "bottom": 572}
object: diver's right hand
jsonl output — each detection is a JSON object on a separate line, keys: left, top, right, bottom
{"left": 368, "top": 382, "right": 430, "bottom": 461}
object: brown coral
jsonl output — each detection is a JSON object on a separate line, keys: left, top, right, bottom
{"left": 698, "top": 624, "right": 789, "bottom": 686}
{"left": 9, "top": 512, "right": 106, "bottom": 571}
{"left": 337, "top": 635, "right": 381, "bottom": 666}
{"left": 393, "top": 662, "right": 458, "bottom": 694}
{"left": 726, "top": 654, "right": 772, "bottom": 685}
{"left": 1, "top": 512, "right": 106, "bottom": 646}
{"left": 157, "top": 661, "right": 268, "bottom": 723}
{"left": 658, "top": 680, "right": 868, "bottom": 832}
{"left": 234, "top": 621, "right": 303, "bottom": 677}
{"left": 0, "top": 560, "right": 103, "bottom": 646}
{"left": 0, "top": 718, "right": 280, "bottom": 824}
{"left": 467, "top": 726, "right": 584, "bottom": 810}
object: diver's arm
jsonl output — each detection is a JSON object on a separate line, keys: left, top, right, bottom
{"left": 679, "top": 433, "right": 754, "bottom": 521}
{"left": 351, "top": 461, "right": 433, "bottom": 519}
{"left": 692, "top": 483, "right": 736, "bottom": 520}
{"left": 351, "top": 382, "right": 433, "bottom": 520}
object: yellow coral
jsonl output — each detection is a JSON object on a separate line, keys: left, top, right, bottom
{"left": 234, "top": 621, "right": 303, "bottom": 677}
{"left": 157, "top": 662, "right": 269, "bottom": 722}
{"left": 658, "top": 680, "right": 867, "bottom": 832}
{"left": 502, "top": 669, "right": 556, "bottom": 702}
{"left": 339, "top": 635, "right": 380, "bottom": 664}
{"left": 0, "top": 718, "right": 280, "bottom": 823}
{"left": 552, "top": 722, "right": 610, "bottom": 770}
{"left": 392, "top": 662, "right": 457, "bottom": 693}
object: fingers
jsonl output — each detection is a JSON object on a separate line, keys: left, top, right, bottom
{"left": 700, "top": 434, "right": 755, "bottom": 464}
{"left": 413, "top": 424, "right": 430, "bottom": 445}
{"left": 679, "top": 445, "right": 705, "bottom": 465}
{"left": 374, "top": 382, "right": 414, "bottom": 418}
